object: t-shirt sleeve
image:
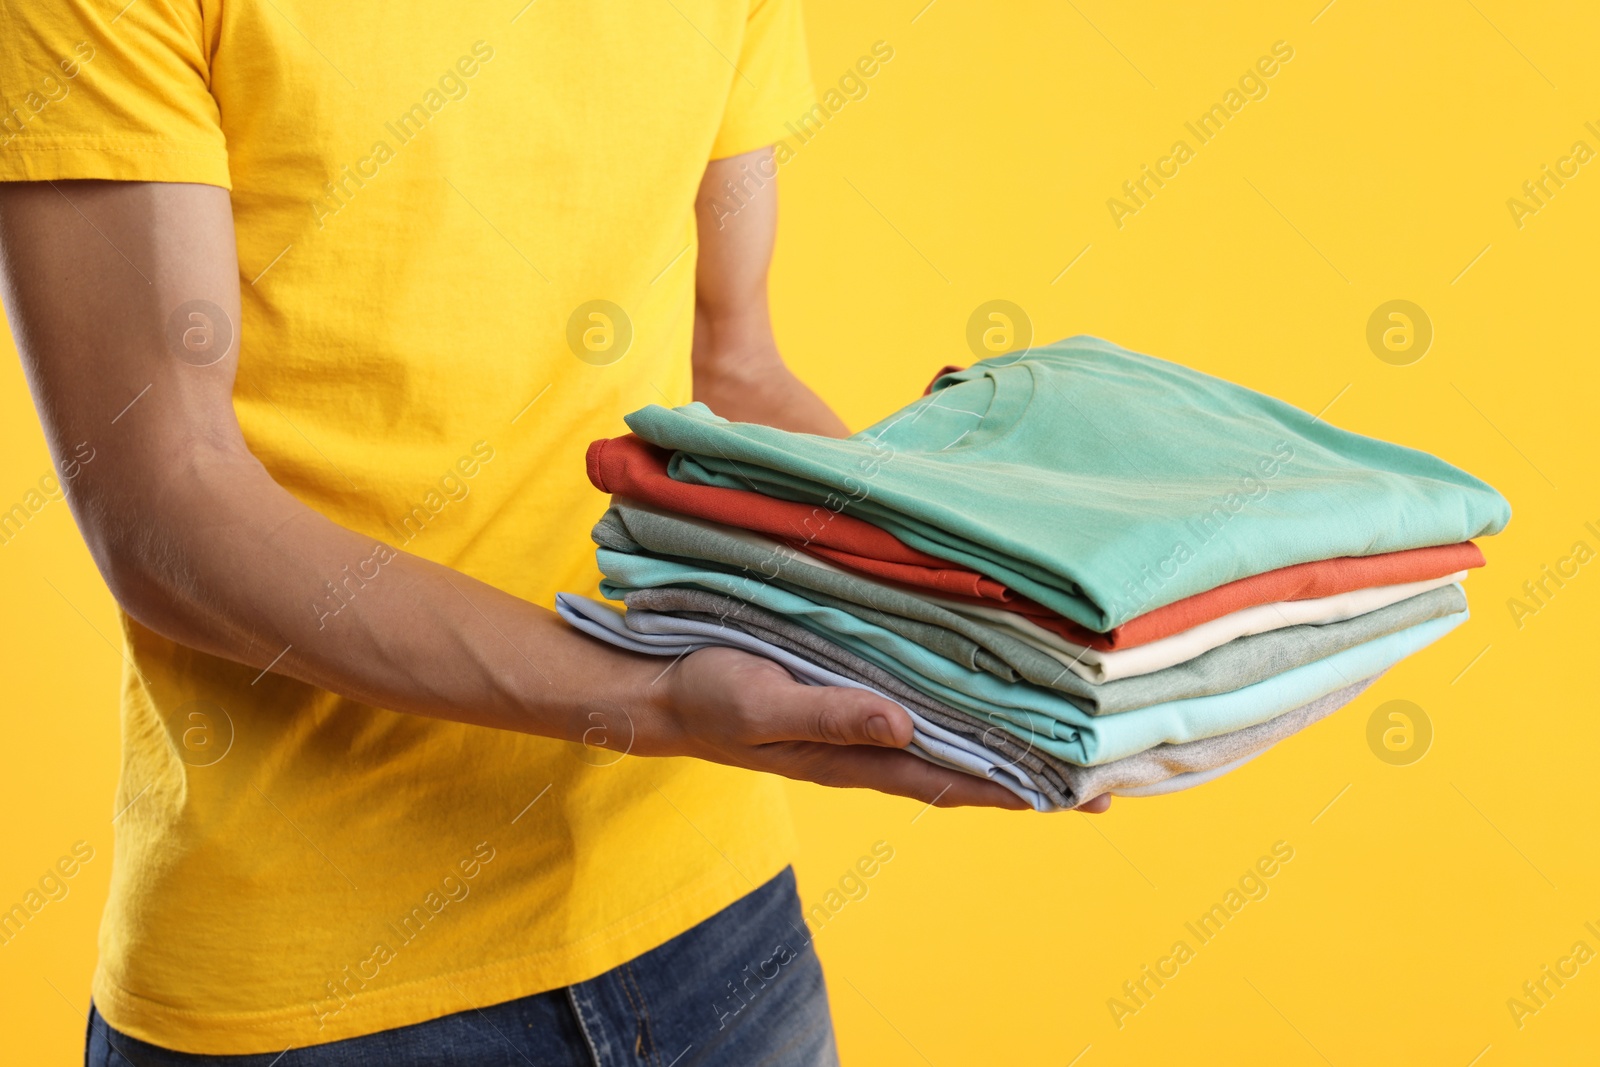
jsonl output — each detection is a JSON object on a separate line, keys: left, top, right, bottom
{"left": 0, "top": 0, "right": 230, "bottom": 187}
{"left": 708, "top": 0, "right": 816, "bottom": 160}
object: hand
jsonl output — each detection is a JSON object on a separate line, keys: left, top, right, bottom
{"left": 637, "top": 646, "right": 1111, "bottom": 813}
{"left": 692, "top": 343, "right": 851, "bottom": 437}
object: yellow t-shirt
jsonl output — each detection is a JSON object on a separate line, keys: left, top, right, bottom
{"left": 0, "top": 0, "right": 816, "bottom": 1054}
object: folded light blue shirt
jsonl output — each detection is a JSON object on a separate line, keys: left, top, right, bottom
{"left": 552, "top": 593, "right": 1062, "bottom": 812}
{"left": 596, "top": 547, "right": 1467, "bottom": 765}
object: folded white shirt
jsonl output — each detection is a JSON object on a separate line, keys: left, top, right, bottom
{"left": 932, "top": 572, "right": 1468, "bottom": 682}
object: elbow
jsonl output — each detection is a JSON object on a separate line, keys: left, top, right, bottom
{"left": 88, "top": 523, "right": 213, "bottom": 652}
{"left": 74, "top": 444, "right": 266, "bottom": 651}
{"left": 96, "top": 555, "right": 185, "bottom": 646}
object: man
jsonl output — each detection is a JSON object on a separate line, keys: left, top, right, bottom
{"left": 0, "top": 2, "right": 1095, "bottom": 1063}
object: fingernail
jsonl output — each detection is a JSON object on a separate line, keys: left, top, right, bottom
{"left": 865, "top": 716, "right": 896, "bottom": 746}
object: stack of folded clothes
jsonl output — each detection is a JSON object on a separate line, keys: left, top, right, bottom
{"left": 558, "top": 336, "right": 1510, "bottom": 811}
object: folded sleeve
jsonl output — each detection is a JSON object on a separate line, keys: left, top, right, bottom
{"left": 708, "top": 0, "right": 816, "bottom": 160}
{"left": 0, "top": 0, "right": 230, "bottom": 187}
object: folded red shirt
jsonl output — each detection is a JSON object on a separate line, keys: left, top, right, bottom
{"left": 587, "top": 434, "right": 1013, "bottom": 600}
{"left": 937, "top": 540, "right": 1484, "bottom": 650}
{"left": 587, "top": 433, "right": 1485, "bottom": 650}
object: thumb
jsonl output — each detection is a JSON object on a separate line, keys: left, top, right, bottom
{"left": 755, "top": 681, "right": 914, "bottom": 749}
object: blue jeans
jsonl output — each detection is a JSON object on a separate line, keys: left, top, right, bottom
{"left": 86, "top": 867, "right": 837, "bottom": 1066}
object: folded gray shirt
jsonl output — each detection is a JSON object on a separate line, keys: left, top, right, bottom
{"left": 598, "top": 502, "right": 1454, "bottom": 715}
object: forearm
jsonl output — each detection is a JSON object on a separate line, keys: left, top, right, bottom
{"left": 87, "top": 443, "right": 1030, "bottom": 808}
{"left": 99, "top": 440, "right": 665, "bottom": 740}
{"left": 691, "top": 147, "right": 849, "bottom": 438}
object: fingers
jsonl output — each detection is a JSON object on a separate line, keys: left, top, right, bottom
{"left": 758, "top": 741, "right": 1031, "bottom": 810}
{"left": 1075, "top": 793, "right": 1112, "bottom": 814}
{"left": 671, "top": 647, "right": 1059, "bottom": 811}
{"left": 672, "top": 647, "right": 915, "bottom": 749}
{"left": 748, "top": 679, "right": 916, "bottom": 749}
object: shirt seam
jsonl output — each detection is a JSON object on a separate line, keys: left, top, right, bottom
{"left": 0, "top": 141, "right": 225, "bottom": 154}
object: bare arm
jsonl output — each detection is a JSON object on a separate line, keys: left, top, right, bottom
{"left": 691, "top": 147, "right": 850, "bottom": 437}
{"left": 0, "top": 178, "right": 1027, "bottom": 809}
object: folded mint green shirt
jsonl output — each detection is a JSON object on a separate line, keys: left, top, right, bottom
{"left": 624, "top": 336, "right": 1509, "bottom": 630}
{"left": 595, "top": 546, "right": 1468, "bottom": 765}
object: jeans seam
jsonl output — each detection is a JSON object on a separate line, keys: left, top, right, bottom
{"left": 617, "top": 964, "right": 661, "bottom": 1067}
{"left": 566, "top": 984, "right": 608, "bottom": 1067}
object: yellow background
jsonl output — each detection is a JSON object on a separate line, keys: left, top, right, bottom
{"left": 3, "top": 0, "right": 1597, "bottom": 1062}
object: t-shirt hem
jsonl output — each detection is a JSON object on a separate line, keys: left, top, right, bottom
{"left": 90, "top": 847, "right": 793, "bottom": 1056}
{"left": 0, "top": 141, "right": 232, "bottom": 189}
